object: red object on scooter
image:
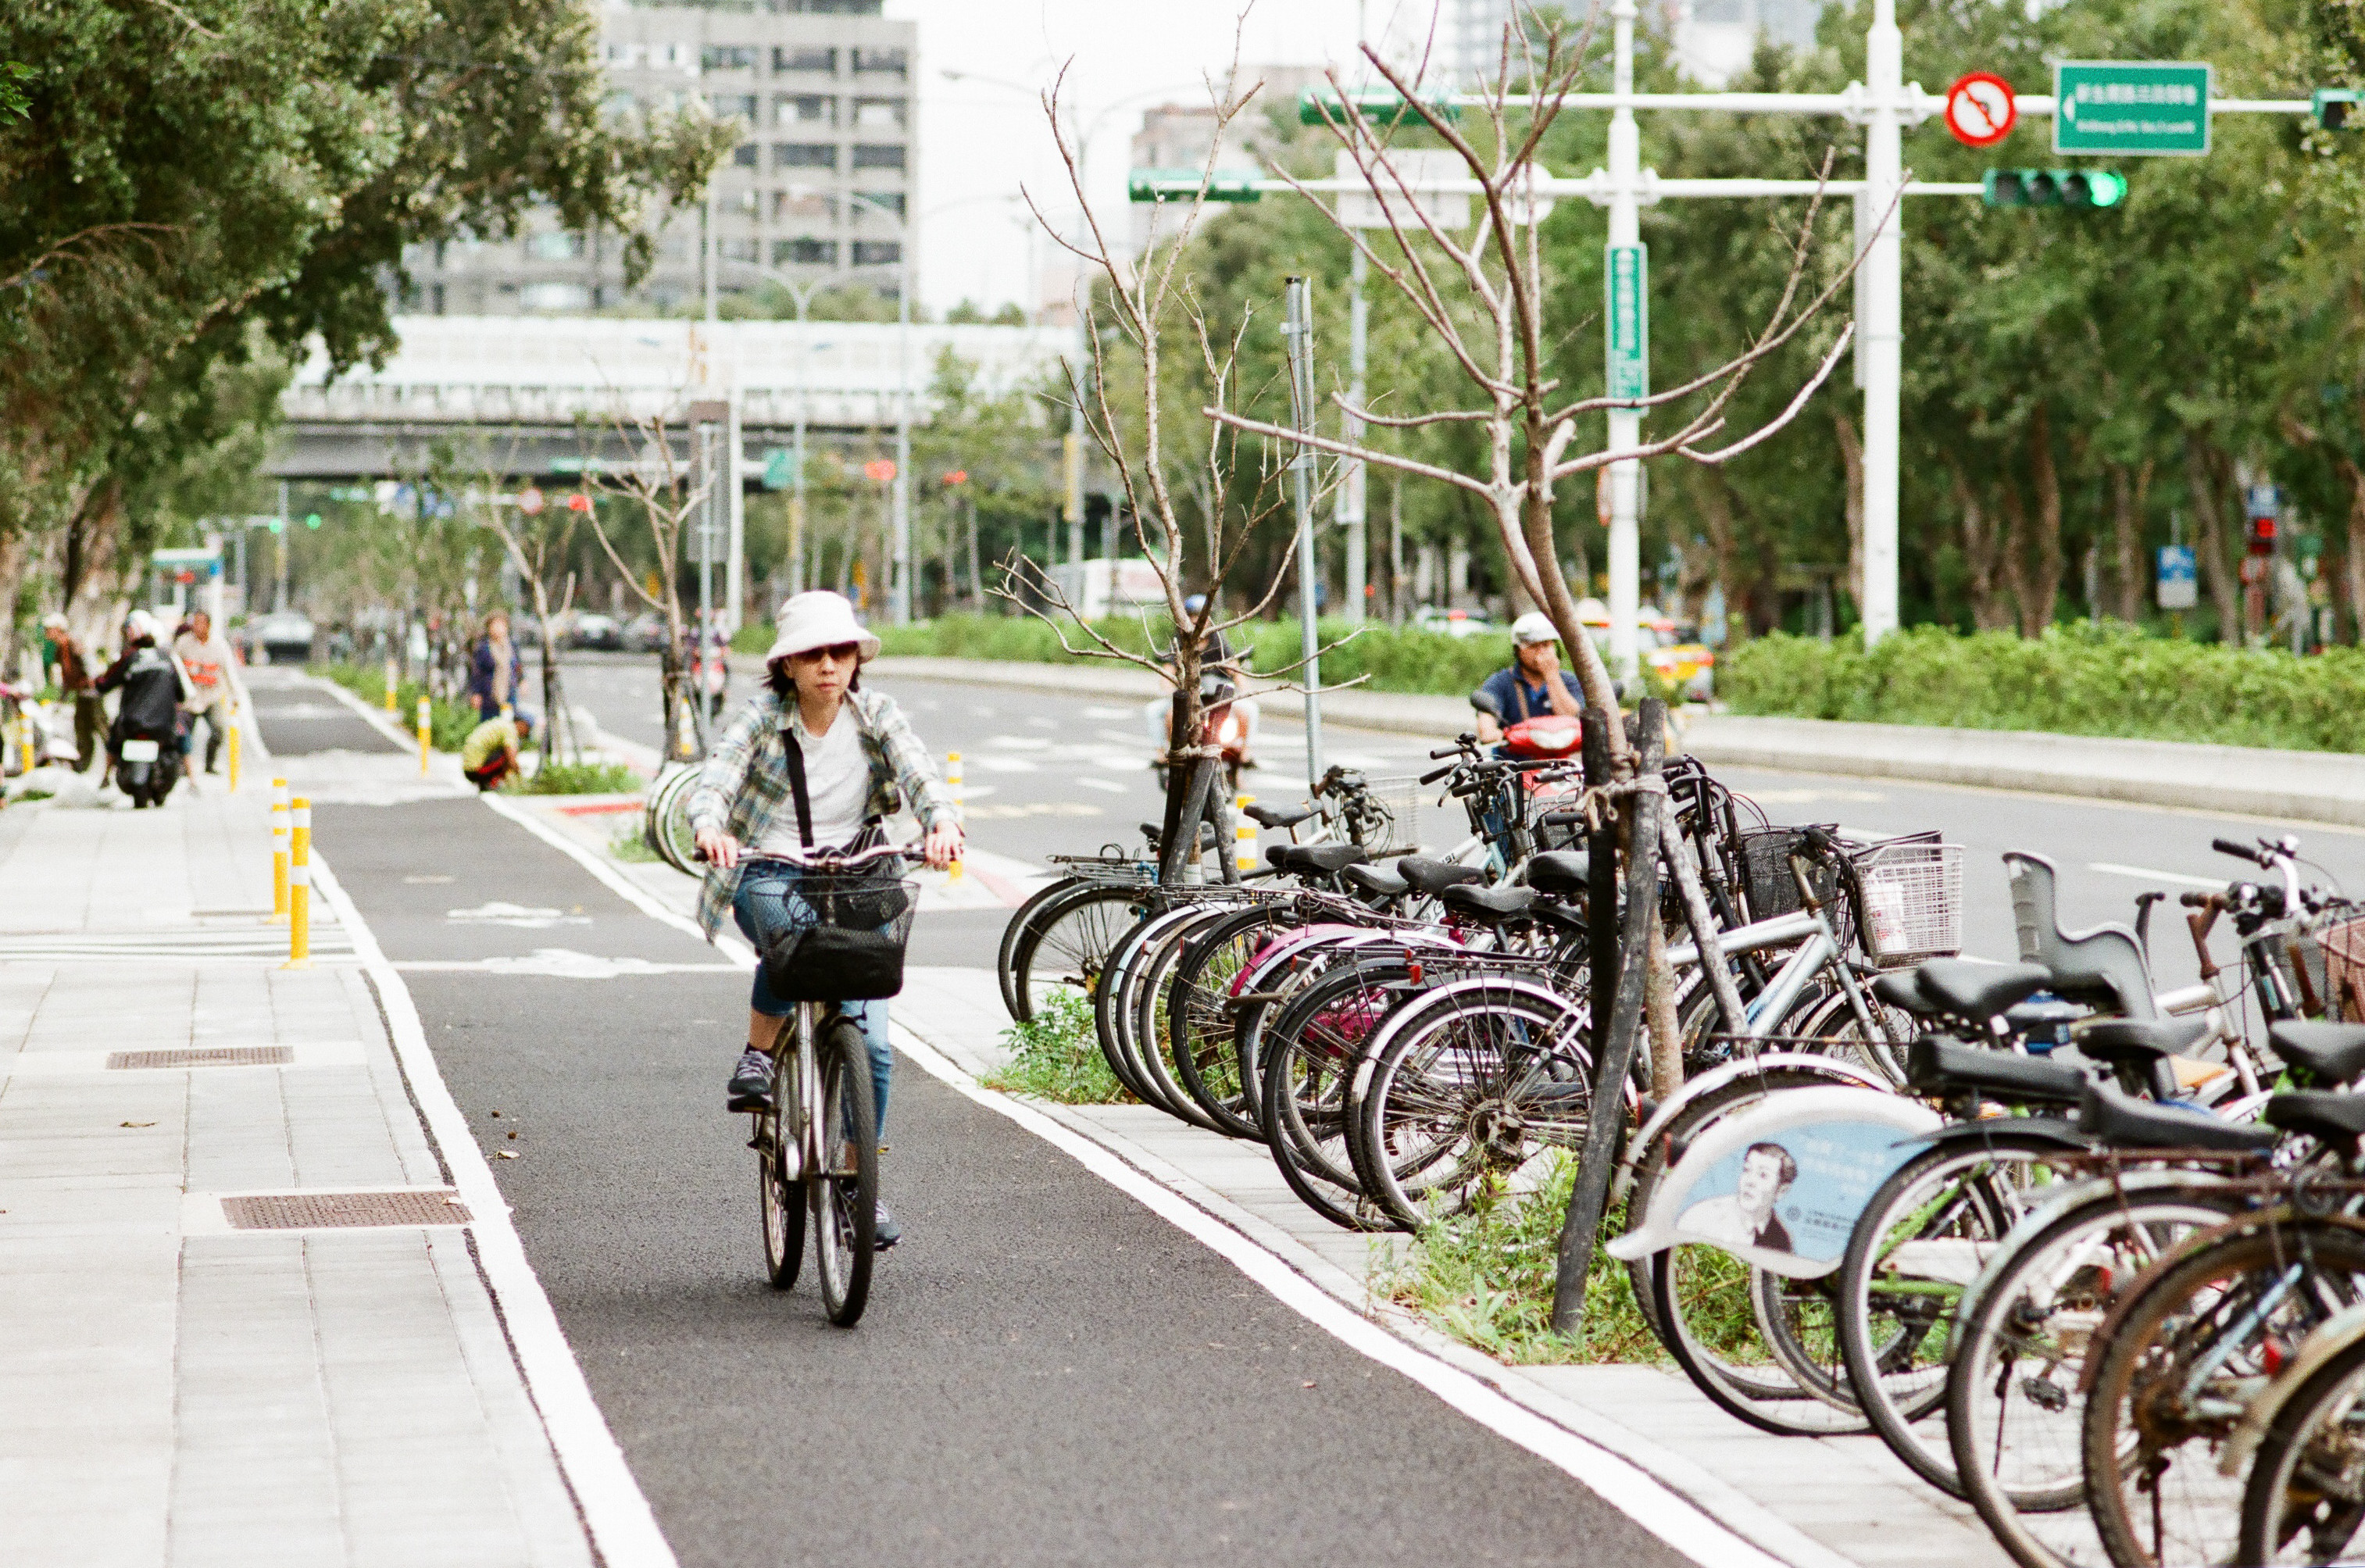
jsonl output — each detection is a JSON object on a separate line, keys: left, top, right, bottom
{"left": 1501, "top": 715, "right": 1582, "bottom": 759}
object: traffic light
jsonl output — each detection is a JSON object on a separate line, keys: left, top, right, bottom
{"left": 303, "top": 513, "right": 321, "bottom": 529}
{"left": 2314, "top": 89, "right": 2362, "bottom": 130}
{"left": 267, "top": 517, "right": 284, "bottom": 534}
{"left": 1982, "top": 169, "right": 2128, "bottom": 209}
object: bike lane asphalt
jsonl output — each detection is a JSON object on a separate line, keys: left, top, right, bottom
{"left": 271, "top": 742, "right": 1698, "bottom": 1564}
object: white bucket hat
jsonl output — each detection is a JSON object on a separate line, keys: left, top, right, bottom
{"left": 1510, "top": 611, "right": 1559, "bottom": 646}
{"left": 766, "top": 591, "right": 881, "bottom": 666}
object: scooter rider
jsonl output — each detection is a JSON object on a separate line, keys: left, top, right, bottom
{"left": 94, "top": 611, "right": 189, "bottom": 784}
{"left": 1469, "top": 611, "right": 1583, "bottom": 747}
{"left": 1141, "top": 595, "right": 1259, "bottom": 772}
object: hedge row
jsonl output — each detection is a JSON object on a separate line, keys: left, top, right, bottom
{"left": 1719, "top": 623, "right": 2365, "bottom": 755}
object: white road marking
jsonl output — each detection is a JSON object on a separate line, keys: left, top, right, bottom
{"left": 395, "top": 949, "right": 741, "bottom": 978}
{"left": 306, "top": 853, "right": 682, "bottom": 1568}
{"left": 1073, "top": 777, "right": 1128, "bottom": 795}
{"left": 445, "top": 901, "right": 591, "bottom": 928}
{"left": 2088, "top": 862, "right": 2227, "bottom": 889}
{"left": 974, "top": 755, "right": 1040, "bottom": 773}
{"left": 888, "top": 1030, "right": 1794, "bottom": 1568}
{"left": 1081, "top": 705, "right": 1133, "bottom": 720}
{"left": 1027, "top": 716, "right": 1057, "bottom": 730}
{"left": 983, "top": 735, "right": 1051, "bottom": 752}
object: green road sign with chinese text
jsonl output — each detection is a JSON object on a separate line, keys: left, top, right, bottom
{"left": 2055, "top": 62, "right": 2210, "bottom": 155}
{"left": 1606, "top": 245, "right": 1649, "bottom": 403}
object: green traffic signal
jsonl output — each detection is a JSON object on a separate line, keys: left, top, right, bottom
{"left": 2314, "top": 89, "right": 2362, "bottom": 130}
{"left": 304, "top": 513, "right": 322, "bottom": 529}
{"left": 1982, "top": 169, "right": 2127, "bottom": 209}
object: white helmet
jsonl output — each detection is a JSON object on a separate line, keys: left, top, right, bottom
{"left": 1510, "top": 611, "right": 1559, "bottom": 647}
{"left": 123, "top": 609, "right": 160, "bottom": 642}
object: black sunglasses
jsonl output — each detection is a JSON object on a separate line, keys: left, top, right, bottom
{"left": 793, "top": 641, "right": 861, "bottom": 663}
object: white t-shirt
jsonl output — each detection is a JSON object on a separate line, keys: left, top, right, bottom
{"left": 759, "top": 703, "right": 870, "bottom": 854}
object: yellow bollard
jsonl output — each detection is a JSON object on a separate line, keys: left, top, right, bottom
{"left": 945, "top": 751, "right": 963, "bottom": 882}
{"left": 226, "top": 707, "right": 241, "bottom": 793}
{"left": 1235, "top": 794, "right": 1259, "bottom": 874}
{"left": 416, "top": 696, "right": 432, "bottom": 777}
{"left": 384, "top": 659, "right": 398, "bottom": 713}
{"left": 270, "top": 779, "right": 290, "bottom": 922}
{"left": 282, "top": 796, "right": 311, "bottom": 969}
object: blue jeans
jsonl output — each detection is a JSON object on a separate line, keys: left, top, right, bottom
{"left": 732, "top": 867, "right": 892, "bottom": 1134}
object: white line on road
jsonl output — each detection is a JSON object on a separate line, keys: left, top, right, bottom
{"left": 888, "top": 1029, "right": 1802, "bottom": 1568}
{"left": 2088, "top": 862, "right": 2227, "bottom": 889}
{"left": 308, "top": 852, "right": 681, "bottom": 1568}
{"left": 1071, "top": 777, "right": 1128, "bottom": 794}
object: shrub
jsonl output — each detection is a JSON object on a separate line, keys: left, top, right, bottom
{"left": 609, "top": 824, "right": 660, "bottom": 863}
{"left": 1720, "top": 622, "right": 2365, "bottom": 754}
{"left": 982, "top": 990, "right": 1131, "bottom": 1104}
{"left": 512, "top": 760, "right": 642, "bottom": 795}
{"left": 311, "top": 664, "right": 476, "bottom": 750}
{"left": 1376, "top": 1156, "right": 1660, "bottom": 1364}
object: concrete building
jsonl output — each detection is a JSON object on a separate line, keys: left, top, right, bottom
{"left": 407, "top": 1, "right": 916, "bottom": 316}
{"left": 1449, "top": 0, "right": 1824, "bottom": 88}
{"left": 1123, "top": 66, "right": 1325, "bottom": 254}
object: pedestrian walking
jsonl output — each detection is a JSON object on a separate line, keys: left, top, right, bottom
{"left": 467, "top": 612, "right": 525, "bottom": 724}
{"left": 688, "top": 591, "right": 963, "bottom": 1250}
{"left": 171, "top": 609, "right": 235, "bottom": 777}
{"left": 41, "top": 613, "right": 102, "bottom": 773}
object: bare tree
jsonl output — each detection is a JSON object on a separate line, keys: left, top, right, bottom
{"left": 473, "top": 445, "right": 585, "bottom": 771}
{"left": 993, "top": 56, "right": 1363, "bottom": 883}
{"left": 578, "top": 394, "right": 714, "bottom": 763}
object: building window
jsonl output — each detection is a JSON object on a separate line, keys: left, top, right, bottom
{"left": 774, "top": 46, "right": 836, "bottom": 73}
{"left": 775, "top": 142, "right": 838, "bottom": 170}
{"left": 734, "top": 188, "right": 759, "bottom": 214}
{"left": 528, "top": 230, "right": 584, "bottom": 261}
{"left": 720, "top": 239, "right": 759, "bottom": 263}
{"left": 732, "top": 142, "right": 758, "bottom": 168}
{"left": 851, "top": 143, "right": 905, "bottom": 171}
{"left": 851, "top": 97, "right": 905, "bottom": 130}
{"left": 520, "top": 282, "right": 591, "bottom": 312}
{"left": 777, "top": 94, "right": 835, "bottom": 127}
{"left": 774, "top": 189, "right": 838, "bottom": 222}
{"left": 702, "top": 45, "right": 758, "bottom": 72}
{"left": 851, "top": 48, "right": 907, "bottom": 78}
{"left": 852, "top": 241, "right": 901, "bottom": 266}
{"left": 709, "top": 92, "right": 758, "bottom": 122}
{"left": 852, "top": 191, "right": 903, "bottom": 218}
{"left": 781, "top": 238, "right": 839, "bottom": 265}
{"left": 601, "top": 89, "right": 636, "bottom": 120}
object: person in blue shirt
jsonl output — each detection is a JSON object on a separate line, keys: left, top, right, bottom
{"left": 1470, "top": 612, "right": 1584, "bottom": 745}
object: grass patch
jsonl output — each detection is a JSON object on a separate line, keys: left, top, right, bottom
{"left": 511, "top": 759, "right": 642, "bottom": 795}
{"left": 1723, "top": 621, "right": 2365, "bottom": 755}
{"left": 608, "top": 824, "right": 661, "bottom": 863}
{"left": 982, "top": 990, "right": 1132, "bottom": 1105}
{"left": 310, "top": 664, "right": 477, "bottom": 750}
{"left": 1377, "top": 1154, "right": 1663, "bottom": 1364}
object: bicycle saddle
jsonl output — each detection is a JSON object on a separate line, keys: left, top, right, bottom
{"left": 1244, "top": 802, "right": 1317, "bottom": 830}
{"left": 2070, "top": 1016, "right": 2212, "bottom": 1065}
{"left": 1872, "top": 970, "right": 1938, "bottom": 1015}
{"left": 1529, "top": 901, "right": 1588, "bottom": 934}
{"left": 1525, "top": 850, "right": 1591, "bottom": 897}
{"left": 1267, "top": 843, "right": 1369, "bottom": 877}
{"left": 1438, "top": 882, "right": 1538, "bottom": 922}
{"left": 2267, "top": 1021, "right": 2365, "bottom": 1087}
{"left": 2077, "top": 1082, "right": 2277, "bottom": 1154}
{"left": 2262, "top": 1091, "right": 2365, "bottom": 1150}
{"left": 1342, "top": 861, "right": 1409, "bottom": 900}
{"left": 1396, "top": 856, "right": 1485, "bottom": 898}
{"left": 1905, "top": 1037, "right": 2088, "bottom": 1107}
{"left": 1911, "top": 959, "right": 2052, "bottom": 1023}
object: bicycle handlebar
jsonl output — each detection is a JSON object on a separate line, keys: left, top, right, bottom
{"left": 2211, "top": 837, "right": 2266, "bottom": 866}
{"left": 706, "top": 841, "right": 919, "bottom": 871}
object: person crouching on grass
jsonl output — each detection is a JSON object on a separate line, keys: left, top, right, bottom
{"left": 461, "top": 713, "right": 530, "bottom": 791}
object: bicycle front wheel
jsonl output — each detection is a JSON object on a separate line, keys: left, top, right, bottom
{"left": 758, "top": 1102, "right": 805, "bottom": 1290}
{"left": 811, "top": 1020, "right": 878, "bottom": 1327}
{"left": 1009, "top": 882, "right": 1143, "bottom": 1023}
{"left": 2240, "top": 1330, "right": 2365, "bottom": 1566}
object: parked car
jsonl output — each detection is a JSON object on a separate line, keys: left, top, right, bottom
{"left": 570, "top": 613, "right": 624, "bottom": 651}
{"left": 244, "top": 611, "right": 316, "bottom": 665}
{"left": 1571, "top": 598, "right": 1715, "bottom": 702}
{"left": 1414, "top": 606, "right": 1501, "bottom": 640}
{"left": 621, "top": 612, "right": 670, "bottom": 654}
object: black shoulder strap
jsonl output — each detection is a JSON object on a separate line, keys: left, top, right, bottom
{"left": 1511, "top": 672, "right": 1532, "bottom": 723}
{"left": 779, "top": 724, "right": 814, "bottom": 849}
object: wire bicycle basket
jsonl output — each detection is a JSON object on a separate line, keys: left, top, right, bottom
{"left": 1336, "top": 773, "right": 1426, "bottom": 855}
{"left": 745, "top": 872, "right": 920, "bottom": 1002}
{"left": 1849, "top": 834, "right": 1963, "bottom": 967}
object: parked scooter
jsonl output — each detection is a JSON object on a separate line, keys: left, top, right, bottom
{"left": 97, "top": 611, "right": 188, "bottom": 809}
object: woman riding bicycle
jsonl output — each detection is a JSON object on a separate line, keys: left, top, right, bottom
{"left": 688, "top": 591, "right": 963, "bottom": 1248}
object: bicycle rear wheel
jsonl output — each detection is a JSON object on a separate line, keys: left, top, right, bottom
{"left": 811, "top": 1020, "right": 878, "bottom": 1327}
{"left": 758, "top": 1101, "right": 805, "bottom": 1290}
{"left": 1257, "top": 959, "right": 1409, "bottom": 1232}
{"left": 1009, "top": 882, "right": 1142, "bottom": 1022}
{"left": 2239, "top": 1330, "right": 2365, "bottom": 1566}
{"left": 1165, "top": 903, "right": 1295, "bottom": 1138}
{"left": 999, "top": 876, "right": 1084, "bottom": 1020}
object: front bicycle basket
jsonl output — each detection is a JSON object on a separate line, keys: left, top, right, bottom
{"left": 749, "top": 873, "right": 920, "bottom": 1002}
{"left": 1738, "top": 826, "right": 1843, "bottom": 923}
{"left": 1338, "top": 773, "right": 1425, "bottom": 855}
{"left": 2314, "top": 916, "right": 2365, "bottom": 1022}
{"left": 1849, "top": 835, "right": 1962, "bottom": 967}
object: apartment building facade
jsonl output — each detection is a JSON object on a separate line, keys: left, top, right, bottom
{"left": 408, "top": 0, "right": 916, "bottom": 316}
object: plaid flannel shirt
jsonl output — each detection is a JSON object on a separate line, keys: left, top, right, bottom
{"left": 686, "top": 686, "right": 959, "bottom": 938}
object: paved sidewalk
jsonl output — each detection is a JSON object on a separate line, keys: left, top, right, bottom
{"left": 0, "top": 763, "right": 598, "bottom": 1563}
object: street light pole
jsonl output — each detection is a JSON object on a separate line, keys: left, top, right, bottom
{"left": 1859, "top": 0, "right": 1905, "bottom": 645}
{"left": 1284, "top": 277, "right": 1326, "bottom": 795}
{"left": 1604, "top": 0, "right": 1642, "bottom": 683}
{"left": 1341, "top": 245, "right": 1369, "bottom": 625}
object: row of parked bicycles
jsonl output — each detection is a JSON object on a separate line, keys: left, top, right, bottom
{"left": 996, "top": 734, "right": 2365, "bottom": 1566}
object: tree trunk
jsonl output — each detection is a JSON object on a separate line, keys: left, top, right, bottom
{"left": 1950, "top": 464, "right": 2012, "bottom": 630}
{"left": 2108, "top": 459, "right": 2153, "bottom": 623}
{"left": 2185, "top": 436, "right": 2242, "bottom": 645}
{"left": 2022, "top": 406, "right": 2066, "bottom": 636}
{"left": 2339, "top": 457, "right": 2365, "bottom": 645}
{"left": 1834, "top": 409, "right": 1866, "bottom": 620}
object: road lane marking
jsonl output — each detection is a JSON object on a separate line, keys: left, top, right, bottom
{"left": 2088, "top": 862, "right": 2227, "bottom": 889}
{"left": 1074, "top": 777, "right": 1128, "bottom": 794}
{"left": 887, "top": 1030, "right": 1808, "bottom": 1568}
{"left": 307, "top": 852, "right": 681, "bottom": 1568}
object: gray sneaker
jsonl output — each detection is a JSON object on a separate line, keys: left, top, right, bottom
{"left": 873, "top": 1198, "right": 901, "bottom": 1251}
{"left": 726, "top": 1048, "right": 776, "bottom": 1113}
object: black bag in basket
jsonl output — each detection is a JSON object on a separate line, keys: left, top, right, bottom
{"left": 755, "top": 724, "right": 913, "bottom": 1002}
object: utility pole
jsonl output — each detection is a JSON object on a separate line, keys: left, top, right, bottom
{"left": 1341, "top": 245, "right": 1370, "bottom": 625}
{"left": 1859, "top": 0, "right": 1905, "bottom": 644}
{"left": 276, "top": 480, "right": 290, "bottom": 613}
{"left": 1284, "top": 277, "right": 1326, "bottom": 795}
{"left": 1603, "top": 0, "right": 1642, "bottom": 680}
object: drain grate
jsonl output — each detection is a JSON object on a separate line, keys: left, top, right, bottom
{"left": 108, "top": 1046, "right": 295, "bottom": 1071}
{"left": 222, "top": 1190, "right": 473, "bottom": 1230}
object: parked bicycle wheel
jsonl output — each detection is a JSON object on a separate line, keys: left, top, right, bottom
{"left": 1353, "top": 980, "right": 1593, "bottom": 1230}
{"left": 1132, "top": 900, "right": 1260, "bottom": 1136}
{"left": 1258, "top": 958, "right": 1411, "bottom": 1232}
{"left": 2238, "top": 1329, "right": 2365, "bottom": 1566}
{"left": 1009, "top": 881, "right": 1144, "bottom": 1023}
{"left": 2082, "top": 1222, "right": 2365, "bottom": 1568}
{"left": 1947, "top": 1188, "right": 2246, "bottom": 1568}
{"left": 811, "top": 1018, "right": 877, "bottom": 1327}
{"left": 1648, "top": 1241, "right": 1869, "bottom": 1436}
{"left": 1164, "top": 902, "right": 1299, "bottom": 1138}
{"left": 1093, "top": 902, "right": 1199, "bottom": 1113}
{"left": 999, "top": 876, "right": 1087, "bottom": 1020}
{"left": 1833, "top": 1133, "right": 2070, "bottom": 1495}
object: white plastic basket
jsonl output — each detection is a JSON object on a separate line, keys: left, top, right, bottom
{"left": 1341, "top": 774, "right": 1425, "bottom": 855}
{"left": 1853, "top": 838, "right": 1962, "bottom": 966}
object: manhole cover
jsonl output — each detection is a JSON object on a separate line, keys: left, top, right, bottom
{"left": 222, "top": 1191, "right": 473, "bottom": 1230}
{"left": 109, "top": 1046, "right": 295, "bottom": 1070}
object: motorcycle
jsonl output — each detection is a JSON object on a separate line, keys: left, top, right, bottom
{"left": 113, "top": 715, "right": 181, "bottom": 809}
